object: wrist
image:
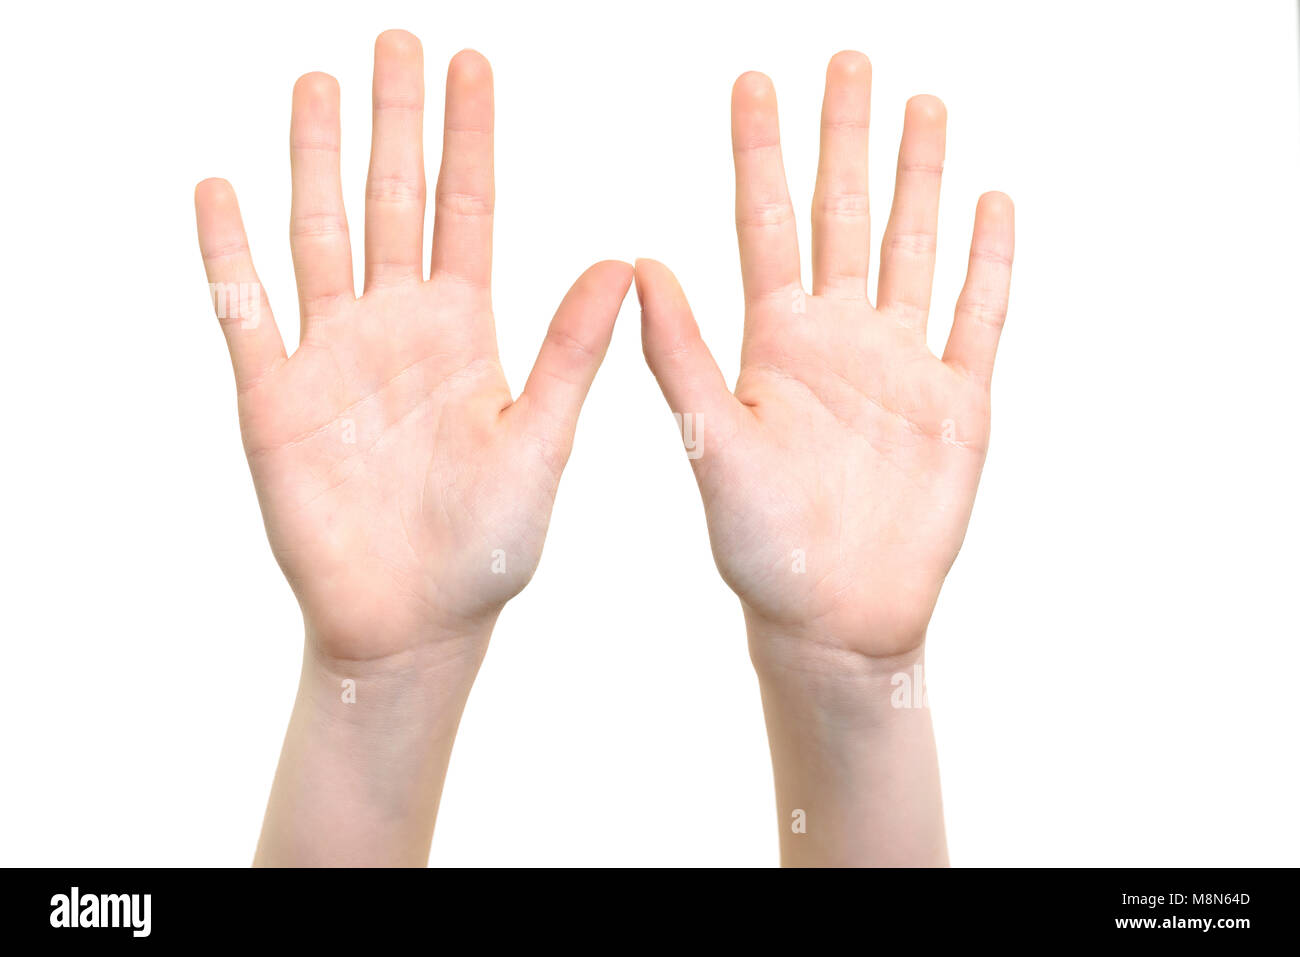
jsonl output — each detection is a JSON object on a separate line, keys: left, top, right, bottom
{"left": 744, "top": 607, "right": 927, "bottom": 718}
{"left": 253, "top": 628, "right": 492, "bottom": 867}
{"left": 744, "top": 613, "right": 946, "bottom": 867}
{"left": 299, "top": 624, "right": 492, "bottom": 732}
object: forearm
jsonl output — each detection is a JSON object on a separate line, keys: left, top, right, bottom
{"left": 254, "top": 630, "right": 490, "bottom": 867}
{"left": 748, "top": 618, "right": 947, "bottom": 867}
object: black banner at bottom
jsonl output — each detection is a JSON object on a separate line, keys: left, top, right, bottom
{"left": 2, "top": 867, "right": 1287, "bottom": 945}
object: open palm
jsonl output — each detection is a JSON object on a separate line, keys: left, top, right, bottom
{"left": 197, "top": 33, "right": 631, "bottom": 663}
{"left": 637, "top": 53, "right": 1014, "bottom": 661}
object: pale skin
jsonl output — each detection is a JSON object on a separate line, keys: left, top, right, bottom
{"left": 195, "top": 31, "right": 632, "bottom": 865}
{"left": 197, "top": 36, "right": 1012, "bottom": 867}
{"left": 636, "top": 52, "right": 1015, "bottom": 865}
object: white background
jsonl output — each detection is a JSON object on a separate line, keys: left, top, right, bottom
{"left": 1, "top": 0, "right": 1297, "bottom": 866}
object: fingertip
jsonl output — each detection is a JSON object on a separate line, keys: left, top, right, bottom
{"left": 633, "top": 258, "right": 681, "bottom": 304}
{"left": 375, "top": 29, "right": 422, "bottom": 59}
{"left": 195, "top": 176, "right": 230, "bottom": 200}
{"left": 448, "top": 48, "right": 492, "bottom": 83}
{"left": 732, "top": 72, "right": 783, "bottom": 153}
{"left": 732, "top": 71, "right": 777, "bottom": 109}
{"left": 443, "top": 48, "right": 492, "bottom": 129}
{"left": 293, "top": 71, "right": 339, "bottom": 102}
{"left": 633, "top": 256, "right": 668, "bottom": 276}
{"left": 573, "top": 260, "right": 635, "bottom": 304}
{"left": 634, "top": 261, "right": 698, "bottom": 363}
{"left": 372, "top": 30, "right": 424, "bottom": 115}
{"left": 979, "top": 190, "right": 1015, "bottom": 220}
{"left": 828, "top": 50, "right": 871, "bottom": 81}
{"left": 906, "top": 93, "right": 947, "bottom": 125}
{"left": 588, "top": 258, "right": 634, "bottom": 288}
{"left": 194, "top": 178, "right": 236, "bottom": 215}
{"left": 291, "top": 74, "right": 341, "bottom": 146}
{"left": 633, "top": 259, "right": 652, "bottom": 306}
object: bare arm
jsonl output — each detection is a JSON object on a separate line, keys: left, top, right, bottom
{"left": 196, "top": 32, "right": 631, "bottom": 866}
{"left": 636, "top": 52, "right": 1014, "bottom": 866}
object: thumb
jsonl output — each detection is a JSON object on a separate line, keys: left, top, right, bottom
{"left": 517, "top": 260, "right": 633, "bottom": 462}
{"left": 636, "top": 258, "right": 740, "bottom": 458}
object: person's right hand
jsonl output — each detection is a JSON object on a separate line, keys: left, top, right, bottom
{"left": 197, "top": 31, "right": 632, "bottom": 669}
